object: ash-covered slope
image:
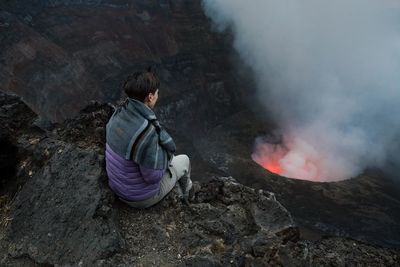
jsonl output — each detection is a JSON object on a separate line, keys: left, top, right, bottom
{"left": 0, "top": 0, "right": 247, "bottom": 137}
{"left": 0, "top": 93, "right": 399, "bottom": 266}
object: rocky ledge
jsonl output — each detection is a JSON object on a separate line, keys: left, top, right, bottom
{"left": 0, "top": 91, "right": 399, "bottom": 266}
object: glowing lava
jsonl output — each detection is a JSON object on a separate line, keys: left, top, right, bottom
{"left": 263, "top": 162, "right": 282, "bottom": 174}
{"left": 252, "top": 135, "right": 323, "bottom": 181}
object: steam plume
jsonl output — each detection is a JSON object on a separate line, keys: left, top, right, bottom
{"left": 203, "top": 0, "right": 400, "bottom": 181}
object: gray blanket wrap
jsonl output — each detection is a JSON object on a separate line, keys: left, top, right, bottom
{"left": 106, "top": 98, "right": 176, "bottom": 170}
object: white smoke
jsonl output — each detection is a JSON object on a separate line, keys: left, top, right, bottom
{"left": 203, "top": 0, "right": 400, "bottom": 181}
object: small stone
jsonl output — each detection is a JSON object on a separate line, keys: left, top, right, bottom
{"left": 177, "top": 253, "right": 181, "bottom": 259}
{"left": 29, "top": 138, "right": 40, "bottom": 145}
{"left": 211, "top": 239, "right": 226, "bottom": 254}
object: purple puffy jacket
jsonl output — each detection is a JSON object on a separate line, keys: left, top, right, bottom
{"left": 105, "top": 143, "right": 165, "bottom": 201}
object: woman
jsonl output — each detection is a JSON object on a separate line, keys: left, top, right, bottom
{"left": 105, "top": 68, "right": 192, "bottom": 208}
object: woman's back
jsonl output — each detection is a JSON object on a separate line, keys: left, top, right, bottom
{"left": 105, "top": 143, "right": 163, "bottom": 201}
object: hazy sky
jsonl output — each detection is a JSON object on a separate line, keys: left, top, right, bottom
{"left": 203, "top": 0, "right": 400, "bottom": 181}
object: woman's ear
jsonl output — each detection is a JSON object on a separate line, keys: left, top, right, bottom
{"left": 148, "top": 93, "right": 154, "bottom": 102}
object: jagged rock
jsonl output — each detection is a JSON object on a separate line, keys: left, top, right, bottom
{"left": 0, "top": 92, "right": 38, "bottom": 197}
{"left": 5, "top": 142, "right": 121, "bottom": 265}
{"left": 0, "top": 93, "right": 122, "bottom": 266}
{"left": 0, "top": 92, "right": 37, "bottom": 139}
{"left": 108, "top": 177, "right": 297, "bottom": 266}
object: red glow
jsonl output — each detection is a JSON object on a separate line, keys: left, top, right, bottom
{"left": 263, "top": 162, "right": 282, "bottom": 174}
{"left": 252, "top": 136, "right": 324, "bottom": 181}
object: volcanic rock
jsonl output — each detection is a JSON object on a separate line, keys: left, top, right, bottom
{"left": 0, "top": 91, "right": 399, "bottom": 266}
{"left": 0, "top": 91, "right": 122, "bottom": 266}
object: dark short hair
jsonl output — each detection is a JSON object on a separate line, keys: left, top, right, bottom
{"left": 123, "top": 67, "right": 160, "bottom": 102}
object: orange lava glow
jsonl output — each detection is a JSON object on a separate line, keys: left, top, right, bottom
{"left": 252, "top": 136, "right": 324, "bottom": 181}
{"left": 263, "top": 162, "right": 282, "bottom": 174}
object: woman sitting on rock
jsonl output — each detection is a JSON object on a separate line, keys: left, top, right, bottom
{"left": 105, "top": 67, "right": 192, "bottom": 208}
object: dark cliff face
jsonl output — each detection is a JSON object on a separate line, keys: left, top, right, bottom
{"left": 0, "top": 0, "right": 249, "bottom": 135}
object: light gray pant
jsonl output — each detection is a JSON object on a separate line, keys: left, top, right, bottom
{"left": 121, "top": 154, "right": 191, "bottom": 209}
